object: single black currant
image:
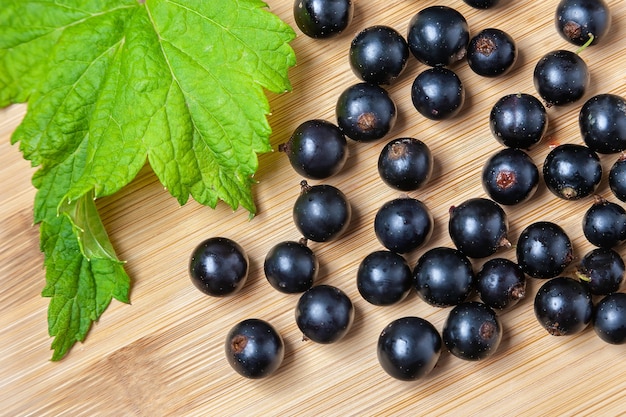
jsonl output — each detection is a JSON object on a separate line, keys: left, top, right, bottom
{"left": 555, "top": 0, "right": 611, "bottom": 46}
{"left": 577, "top": 247, "right": 625, "bottom": 295}
{"left": 377, "top": 317, "right": 442, "bottom": 381}
{"left": 189, "top": 237, "right": 249, "bottom": 297}
{"left": 582, "top": 196, "right": 626, "bottom": 248}
{"left": 516, "top": 221, "right": 574, "bottom": 279}
{"left": 413, "top": 247, "right": 474, "bottom": 307}
{"left": 593, "top": 292, "right": 626, "bottom": 344}
{"left": 357, "top": 250, "right": 413, "bottom": 306}
{"left": 534, "top": 277, "right": 593, "bottom": 336}
{"left": 543, "top": 143, "right": 602, "bottom": 200}
{"left": 293, "top": 0, "right": 353, "bottom": 39}
{"left": 442, "top": 302, "right": 503, "bottom": 361}
{"left": 609, "top": 154, "right": 626, "bottom": 202}
{"left": 462, "top": 0, "right": 500, "bottom": 8}
{"left": 482, "top": 148, "right": 539, "bottom": 206}
{"left": 293, "top": 180, "right": 351, "bottom": 242}
{"left": 533, "top": 45, "right": 590, "bottom": 106}
{"left": 489, "top": 93, "right": 548, "bottom": 149}
{"left": 406, "top": 5, "right": 469, "bottom": 67}
{"left": 579, "top": 93, "right": 626, "bottom": 154}
{"left": 374, "top": 197, "right": 433, "bottom": 254}
{"left": 411, "top": 67, "right": 465, "bottom": 120}
{"left": 279, "top": 119, "right": 348, "bottom": 179}
{"left": 336, "top": 82, "right": 397, "bottom": 142}
{"left": 476, "top": 258, "right": 526, "bottom": 310}
{"left": 225, "top": 318, "right": 284, "bottom": 379}
{"left": 295, "top": 285, "right": 355, "bottom": 344}
{"left": 377, "top": 137, "right": 433, "bottom": 192}
{"left": 264, "top": 238, "right": 319, "bottom": 294}
{"left": 448, "top": 197, "right": 510, "bottom": 259}
{"left": 467, "top": 28, "right": 517, "bottom": 77}
{"left": 349, "top": 25, "right": 409, "bottom": 86}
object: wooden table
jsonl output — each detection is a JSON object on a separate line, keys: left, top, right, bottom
{"left": 2, "top": 1, "right": 626, "bottom": 415}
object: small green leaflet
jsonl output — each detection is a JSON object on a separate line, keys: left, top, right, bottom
{"left": 1, "top": 0, "right": 296, "bottom": 360}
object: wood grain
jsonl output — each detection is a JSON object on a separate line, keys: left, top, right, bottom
{"left": 2, "top": 1, "right": 626, "bottom": 415}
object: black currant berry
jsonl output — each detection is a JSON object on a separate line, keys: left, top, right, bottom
{"left": 377, "top": 317, "right": 442, "bottom": 381}
{"left": 225, "top": 318, "right": 284, "bottom": 379}
{"left": 189, "top": 237, "right": 249, "bottom": 297}
{"left": 448, "top": 197, "right": 510, "bottom": 259}
{"left": 295, "top": 285, "right": 355, "bottom": 344}
{"left": 489, "top": 93, "right": 548, "bottom": 149}
{"left": 476, "top": 258, "right": 526, "bottom": 310}
{"left": 413, "top": 247, "right": 474, "bottom": 307}
{"left": 577, "top": 247, "right": 625, "bottom": 295}
{"left": 336, "top": 82, "right": 397, "bottom": 142}
{"left": 349, "top": 25, "right": 409, "bottom": 86}
{"left": 264, "top": 239, "right": 319, "bottom": 294}
{"left": 406, "top": 5, "right": 469, "bottom": 67}
{"left": 442, "top": 302, "right": 503, "bottom": 361}
{"left": 374, "top": 197, "right": 433, "bottom": 254}
{"left": 533, "top": 48, "right": 590, "bottom": 107}
{"left": 582, "top": 196, "right": 626, "bottom": 248}
{"left": 556, "top": 0, "right": 611, "bottom": 46}
{"left": 482, "top": 148, "right": 539, "bottom": 206}
{"left": 543, "top": 143, "right": 601, "bottom": 200}
{"left": 357, "top": 250, "right": 413, "bottom": 306}
{"left": 534, "top": 277, "right": 593, "bottom": 336}
{"left": 516, "top": 221, "right": 574, "bottom": 279}
{"left": 594, "top": 292, "right": 626, "bottom": 344}
{"left": 579, "top": 93, "right": 626, "bottom": 154}
{"left": 280, "top": 119, "right": 348, "bottom": 179}
{"left": 462, "top": 0, "right": 500, "bottom": 8}
{"left": 609, "top": 154, "right": 626, "bottom": 202}
{"left": 411, "top": 67, "right": 464, "bottom": 120}
{"left": 293, "top": 180, "right": 351, "bottom": 242}
{"left": 377, "top": 137, "right": 433, "bottom": 191}
{"left": 467, "top": 28, "right": 517, "bottom": 77}
{"left": 293, "top": 0, "right": 353, "bottom": 39}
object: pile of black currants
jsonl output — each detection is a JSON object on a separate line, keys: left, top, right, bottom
{"left": 189, "top": 0, "right": 626, "bottom": 380}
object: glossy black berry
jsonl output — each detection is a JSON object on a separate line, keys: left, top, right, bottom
{"left": 295, "top": 285, "right": 355, "bottom": 344}
{"left": 556, "top": 0, "right": 611, "bottom": 46}
{"left": 579, "top": 94, "right": 626, "bottom": 154}
{"left": 534, "top": 277, "right": 593, "bottom": 336}
{"left": 377, "top": 317, "right": 442, "bottom": 381}
{"left": 292, "top": 180, "right": 351, "bottom": 242}
{"left": 411, "top": 67, "right": 464, "bottom": 120}
{"left": 374, "top": 197, "right": 433, "bottom": 254}
{"left": 593, "top": 292, "right": 626, "bottom": 344}
{"left": 482, "top": 148, "right": 539, "bottom": 206}
{"left": 582, "top": 197, "right": 626, "bottom": 248}
{"left": 189, "top": 237, "right": 249, "bottom": 297}
{"left": 476, "top": 258, "right": 526, "bottom": 310}
{"left": 577, "top": 247, "right": 625, "bottom": 295}
{"left": 406, "top": 6, "right": 469, "bottom": 67}
{"left": 336, "top": 82, "right": 397, "bottom": 142}
{"left": 293, "top": 0, "right": 353, "bottom": 39}
{"left": 489, "top": 93, "right": 548, "bottom": 149}
{"left": 462, "top": 0, "right": 500, "bottom": 8}
{"left": 349, "top": 25, "right": 409, "bottom": 86}
{"left": 448, "top": 197, "right": 509, "bottom": 259}
{"left": 442, "top": 302, "right": 502, "bottom": 361}
{"left": 543, "top": 143, "right": 601, "bottom": 200}
{"left": 280, "top": 119, "right": 348, "bottom": 179}
{"left": 413, "top": 247, "right": 474, "bottom": 307}
{"left": 264, "top": 239, "right": 319, "bottom": 294}
{"left": 225, "top": 318, "right": 284, "bottom": 379}
{"left": 609, "top": 154, "right": 626, "bottom": 202}
{"left": 467, "top": 28, "right": 517, "bottom": 77}
{"left": 516, "top": 221, "right": 574, "bottom": 279}
{"left": 533, "top": 49, "right": 589, "bottom": 106}
{"left": 357, "top": 250, "right": 412, "bottom": 306}
{"left": 377, "top": 137, "right": 433, "bottom": 191}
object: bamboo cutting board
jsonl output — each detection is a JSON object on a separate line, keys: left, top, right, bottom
{"left": 2, "top": 1, "right": 626, "bottom": 415}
